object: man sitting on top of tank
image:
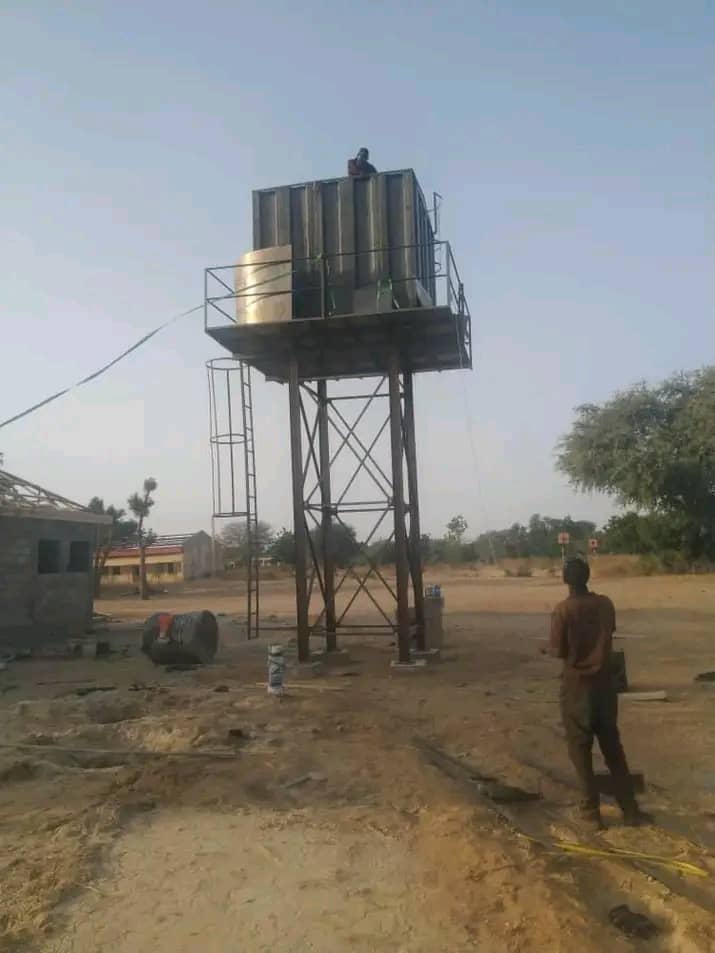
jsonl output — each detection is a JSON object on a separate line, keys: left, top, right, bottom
{"left": 347, "top": 147, "right": 377, "bottom": 176}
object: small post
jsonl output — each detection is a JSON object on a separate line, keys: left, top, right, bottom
{"left": 388, "top": 349, "right": 411, "bottom": 664}
{"left": 318, "top": 379, "right": 337, "bottom": 651}
{"left": 288, "top": 356, "right": 311, "bottom": 662}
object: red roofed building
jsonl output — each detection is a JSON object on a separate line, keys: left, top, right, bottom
{"left": 102, "top": 531, "right": 217, "bottom": 586}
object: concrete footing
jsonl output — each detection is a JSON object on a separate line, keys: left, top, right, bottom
{"left": 412, "top": 648, "right": 441, "bottom": 663}
{"left": 312, "top": 648, "right": 352, "bottom": 666}
{"left": 390, "top": 658, "right": 428, "bottom": 673}
{"left": 291, "top": 661, "right": 324, "bottom": 679}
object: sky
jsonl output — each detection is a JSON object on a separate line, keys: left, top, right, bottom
{"left": 1, "top": 1, "right": 712, "bottom": 540}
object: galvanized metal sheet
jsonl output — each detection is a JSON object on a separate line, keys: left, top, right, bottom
{"left": 252, "top": 171, "right": 436, "bottom": 318}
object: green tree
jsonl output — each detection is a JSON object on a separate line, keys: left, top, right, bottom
{"left": 309, "top": 522, "right": 360, "bottom": 568}
{"left": 87, "top": 497, "right": 138, "bottom": 598}
{"left": 419, "top": 534, "right": 434, "bottom": 563}
{"left": 557, "top": 368, "right": 715, "bottom": 560}
{"left": 361, "top": 537, "right": 396, "bottom": 566}
{"left": 472, "top": 515, "right": 597, "bottom": 562}
{"left": 602, "top": 511, "right": 691, "bottom": 557}
{"left": 269, "top": 527, "right": 296, "bottom": 565}
{"left": 127, "top": 478, "right": 158, "bottom": 600}
{"left": 220, "top": 520, "right": 273, "bottom": 565}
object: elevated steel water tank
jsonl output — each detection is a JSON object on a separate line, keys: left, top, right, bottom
{"left": 246, "top": 169, "right": 436, "bottom": 323}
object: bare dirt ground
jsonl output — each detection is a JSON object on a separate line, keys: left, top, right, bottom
{"left": 1, "top": 569, "right": 714, "bottom": 952}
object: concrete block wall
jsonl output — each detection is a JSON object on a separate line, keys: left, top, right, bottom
{"left": 183, "top": 531, "right": 214, "bottom": 581}
{"left": 0, "top": 515, "right": 97, "bottom": 647}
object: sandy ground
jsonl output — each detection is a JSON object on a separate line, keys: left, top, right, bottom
{"left": 1, "top": 570, "right": 714, "bottom": 952}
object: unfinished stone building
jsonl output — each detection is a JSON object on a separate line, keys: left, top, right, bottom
{"left": 0, "top": 470, "right": 111, "bottom": 648}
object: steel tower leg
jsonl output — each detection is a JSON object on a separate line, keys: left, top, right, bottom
{"left": 288, "top": 356, "right": 311, "bottom": 662}
{"left": 317, "top": 380, "right": 337, "bottom": 652}
{"left": 403, "top": 372, "right": 426, "bottom": 651}
{"left": 388, "top": 350, "right": 411, "bottom": 664}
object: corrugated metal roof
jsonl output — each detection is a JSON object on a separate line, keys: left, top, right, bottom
{"left": 107, "top": 545, "right": 184, "bottom": 558}
{"left": 0, "top": 469, "right": 112, "bottom": 524}
{"left": 107, "top": 533, "right": 205, "bottom": 558}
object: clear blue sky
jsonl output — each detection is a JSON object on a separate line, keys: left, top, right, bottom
{"left": 2, "top": 2, "right": 712, "bottom": 538}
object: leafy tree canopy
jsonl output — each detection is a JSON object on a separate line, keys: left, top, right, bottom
{"left": 557, "top": 368, "right": 715, "bottom": 557}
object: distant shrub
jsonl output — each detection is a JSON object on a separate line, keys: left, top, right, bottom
{"left": 593, "top": 555, "right": 644, "bottom": 578}
{"left": 637, "top": 552, "right": 696, "bottom": 575}
{"left": 658, "top": 550, "right": 691, "bottom": 574}
{"left": 503, "top": 562, "right": 533, "bottom": 578}
{"left": 638, "top": 554, "right": 660, "bottom": 576}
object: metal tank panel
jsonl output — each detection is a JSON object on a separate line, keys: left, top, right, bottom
{"left": 251, "top": 170, "right": 436, "bottom": 319}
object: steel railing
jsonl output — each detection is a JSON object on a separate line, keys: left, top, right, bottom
{"left": 204, "top": 239, "right": 471, "bottom": 366}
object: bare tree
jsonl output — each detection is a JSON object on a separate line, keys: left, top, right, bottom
{"left": 127, "top": 478, "right": 158, "bottom": 600}
{"left": 220, "top": 520, "right": 273, "bottom": 565}
{"left": 446, "top": 515, "right": 468, "bottom": 542}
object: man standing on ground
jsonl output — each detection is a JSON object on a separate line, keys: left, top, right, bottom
{"left": 550, "top": 557, "right": 653, "bottom": 829}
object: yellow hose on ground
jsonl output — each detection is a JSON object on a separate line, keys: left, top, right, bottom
{"left": 552, "top": 840, "right": 710, "bottom": 878}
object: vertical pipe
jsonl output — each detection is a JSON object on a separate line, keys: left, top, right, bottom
{"left": 446, "top": 242, "right": 452, "bottom": 311}
{"left": 211, "top": 516, "right": 217, "bottom": 578}
{"left": 317, "top": 379, "right": 337, "bottom": 651}
{"left": 403, "top": 372, "right": 426, "bottom": 651}
{"left": 289, "top": 356, "right": 311, "bottom": 662}
{"left": 226, "top": 369, "right": 236, "bottom": 514}
{"left": 239, "top": 361, "right": 252, "bottom": 639}
{"left": 320, "top": 254, "right": 328, "bottom": 319}
{"left": 388, "top": 348, "right": 411, "bottom": 664}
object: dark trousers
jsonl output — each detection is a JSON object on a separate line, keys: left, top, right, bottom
{"left": 560, "top": 676, "right": 636, "bottom": 815}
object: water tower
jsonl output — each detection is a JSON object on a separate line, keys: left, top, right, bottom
{"left": 205, "top": 168, "right": 471, "bottom": 664}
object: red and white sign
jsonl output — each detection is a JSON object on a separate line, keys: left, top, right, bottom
{"left": 589, "top": 538, "right": 600, "bottom": 552}
{"left": 557, "top": 532, "right": 570, "bottom": 546}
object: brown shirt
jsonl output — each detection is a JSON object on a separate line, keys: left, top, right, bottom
{"left": 550, "top": 590, "right": 616, "bottom": 680}
{"left": 347, "top": 157, "right": 377, "bottom": 176}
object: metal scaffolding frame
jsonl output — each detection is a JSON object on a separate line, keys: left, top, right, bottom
{"left": 285, "top": 353, "right": 426, "bottom": 664}
{"left": 207, "top": 358, "right": 259, "bottom": 640}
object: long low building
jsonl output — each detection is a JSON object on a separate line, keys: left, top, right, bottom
{"left": 102, "top": 531, "right": 216, "bottom": 585}
{"left": 0, "top": 469, "right": 112, "bottom": 647}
